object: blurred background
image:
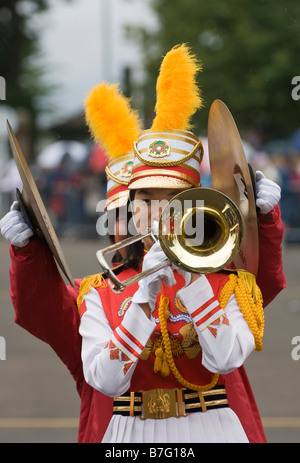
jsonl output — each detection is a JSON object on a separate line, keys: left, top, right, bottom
{"left": 0, "top": 0, "right": 300, "bottom": 443}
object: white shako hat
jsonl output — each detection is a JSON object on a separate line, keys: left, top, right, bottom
{"left": 104, "top": 153, "right": 134, "bottom": 210}
{"left": 129, "top": 44, "right": 204, "bottom": 191}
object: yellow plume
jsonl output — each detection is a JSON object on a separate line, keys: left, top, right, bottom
{"left": 151, "top": 44, "right": 203, "bottom": 132}
{"left": 85, "top": 82, "right": 141, "bottom": 160}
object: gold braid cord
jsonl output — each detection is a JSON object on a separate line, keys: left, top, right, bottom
{"left": 219, "top": 272, "right": 264, "bottom": 351}
{"left": 77, "top": 273, "right": 105, "bottom": 312}
{"left": 157, "top": 295, "right": 220, "bottom": 392}
{"left": 155, "top": 272, "right": 264, "bottom": 390}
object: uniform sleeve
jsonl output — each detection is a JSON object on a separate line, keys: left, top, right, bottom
{"left": 177, "top": 276, "right": 255, "bottom": 374}
{"left": 256, "top": 205, "right": 286, "bottom": 307}
{"left": 9, "top": 239, "right": 83, "bottom": 392}
{"left": 79, "top": 287, "right": 155, "bottom": 397}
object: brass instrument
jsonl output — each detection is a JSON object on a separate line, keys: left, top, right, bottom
{"left": 6, "top": 99, "right": 255, "bottom": 295}
{"left": 6, "top": 121, "right": 76, "bottom": 288}
{"left": 96, "top": 187, "right": 244, "bottom": 292}
{"left": 208, "top": 99, "right": 259, "bottom": 275}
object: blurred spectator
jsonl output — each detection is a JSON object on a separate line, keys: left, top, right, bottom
{"left": 36, "top": 142, "right": 107, "bottom": 238}
{"left": 277, "top": 154, "right": 300, "bottom": 242}
{"left": 0, "top": 159, "right": 23, "bottom": 216}
{"left": 252, "top": 149, "right": 300, "bottom": 243}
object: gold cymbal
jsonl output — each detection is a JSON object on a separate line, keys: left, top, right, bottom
{"left": 207, "top": 99, "right": 259, "bottom": 275}
{"left": 7, "top": 120, "right": 76, "bottom": 289}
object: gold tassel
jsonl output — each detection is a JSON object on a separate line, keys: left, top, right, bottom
{"left": 154, "top": 347, "right": 164, "bottom": 374}
{"left": 236, "top": 270, "right": 263, "bottom": 304}
{"left": 153, "top": 294, "right": 171, "bottom": 377}
{"left": 219, "top": 272, "right": 264, "bottom": 351}
{"left": 161, "top": 353, "right": 170, "bottom": 377}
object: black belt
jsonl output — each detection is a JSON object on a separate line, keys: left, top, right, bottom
{"left": 113, "top": 385, "right": 228, "bottom": 419}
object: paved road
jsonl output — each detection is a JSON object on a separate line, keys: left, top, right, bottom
{"left": 0, "top": 235, "right": 299, "bottom": 443}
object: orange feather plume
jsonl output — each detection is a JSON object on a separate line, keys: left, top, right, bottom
{"left": 84, "top": 82, "right": 141, "bottom": 159}
{"left": 151, "top": 44, "right": 203, "bottom": 132}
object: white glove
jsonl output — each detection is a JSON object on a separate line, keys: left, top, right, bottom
{"left": 131, "top": 241, "right": 176, "bottom": 311}
{"left": 255, "top": 170, "right": 281, "bottom": 215}
{"left": 0, "top": 201, "right": 34, "bottom": 248}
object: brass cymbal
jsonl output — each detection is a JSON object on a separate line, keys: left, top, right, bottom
{"left": 207, "top": 99, "right": 259, "bottom": 275}
{"left": 7, "top": 120, "right": 76, "bottom": 289}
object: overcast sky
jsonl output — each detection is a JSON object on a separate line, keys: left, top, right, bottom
{"left": 33, "top": 0, "right": 156, "bottom": 127}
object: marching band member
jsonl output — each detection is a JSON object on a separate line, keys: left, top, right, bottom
{"left": 0, "top": 45, "right": 285, "bottom": 443}
{"left": 78, "top": 45, "right": 284, "bottom": 442}
{"left": 0, "top": 83, "right": 141, "bottom": 440}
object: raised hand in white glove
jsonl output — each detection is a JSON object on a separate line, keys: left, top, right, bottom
{"left": 131, "top": 241, "right": 176, "bottom": 311}
{"left": 0, "top": 201, "right": 34, "bottom": 248}
{"left": 255, "top": 170, "right": 281, "bottom": 215}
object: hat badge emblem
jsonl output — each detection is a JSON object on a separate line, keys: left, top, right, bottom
{"left": 148, "top": 140, "right": 171, "bottom": 158}
{"left": 120, "top": 159, "right": 133, "bottom": 178}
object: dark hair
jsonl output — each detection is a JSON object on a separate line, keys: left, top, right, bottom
{"left": 123, "top": 206, "right": 144, "bottom": 270}
{"left": 107, "top": 208, "right": 123, "bottom": 264}
{"left": 107, "top": 198, "right": 144, "bottom": 270}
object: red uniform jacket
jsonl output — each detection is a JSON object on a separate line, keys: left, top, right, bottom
{"left": 8, "top": 206, "right": 286, "bottom": 443}
{"left": 97, "top": 270, "right": 231, "bottom": 390}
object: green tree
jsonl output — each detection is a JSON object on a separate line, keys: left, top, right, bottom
{"left": 0, "top": 0, "right": 72, "bottom": 158}
{"left": 1, "top": 1, "right": 49, "bottom": 113}
{"left": 138, "top": 0, "right": 300, "bottom": 142}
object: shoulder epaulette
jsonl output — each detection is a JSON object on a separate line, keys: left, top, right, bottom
{"left": 77, "top": 273, "right": 107, "bottom": 312}
{"left": 219, "top": 270, "right": 264, "bottom": 351}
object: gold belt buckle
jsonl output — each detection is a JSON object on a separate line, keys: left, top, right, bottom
{"left": 140, "top": 388, "right": 186, "bottom": 420}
